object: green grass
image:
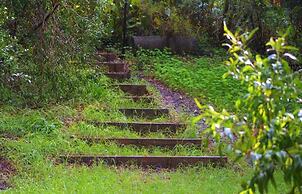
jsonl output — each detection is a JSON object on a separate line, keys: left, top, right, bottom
{"left": 68, "top": 123, "right": 142, "bottom": 138}
{"left": 154, "top": 57, "right": 245, "bottom": 111}
{"left": 0, "top": 55, "right": 291, "bottom": 194}
{"left": 67, "top": 122, "right": 199, "bottom": 139}
{"left": 65, "top": 142, "right": 211, "bottom": 156}
{"left": 0, "top": 96, "right": 289, "bottom": 194}
{"left": 82, "top": 103, "right": 173, "bottom": 122}
{"left": 127, "top": 49, "right": 245, "bottom": 111}
{"left": 3, "top": 134, "right": 210, "bottom": 157}
{"left": 6, "top": 164, "right": 252, "bottom": 194}
{"left": 4, "top": 160, "right": 289, "bottom": 194}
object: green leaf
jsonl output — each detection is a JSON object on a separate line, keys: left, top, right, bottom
{"left": 247, "top": 28, "right": 259, "bottom": 42}
{"left": 192, "top": 115, "right": 203, "bottom": 124}
{"left": 224, "top": 21, "right": 236, "bottom": 42}
{"left": 235, "top": 99, "right": 241, "bottom": 109}
{"left": 223, "top": 72, "right": 230, "bottom": 79}
{"left": 242, "top": 65, "right": 254, "bottom": 73}
{"left": 283, "top": 46, "right": 299, "bottom": 51}
{"left": 194, "top": 98, "right": 203, "bottom": 109}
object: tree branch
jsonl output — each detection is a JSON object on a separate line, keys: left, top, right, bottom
{"left": 32, "top": 2, "right": 60, "bottom": 32}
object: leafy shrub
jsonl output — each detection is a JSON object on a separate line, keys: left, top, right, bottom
{"left": 0, "top": 6, "right": 26, "bottom": 102}
{"left": 0, "top": 110, "right": 59, "bottom": 137}
{"left": 0, "top": 1, "right": 111, "bottom": 106}
{"left": 195, "top": 24, "right": 302, "bottom": 193}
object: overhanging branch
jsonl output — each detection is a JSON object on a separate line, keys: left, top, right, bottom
{"left": 32, "top": 2, "right": 60, "bottom": 32}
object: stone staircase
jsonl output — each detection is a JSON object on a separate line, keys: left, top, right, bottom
{"left": 59, "top": 51, "right": 227, "bottom": 169}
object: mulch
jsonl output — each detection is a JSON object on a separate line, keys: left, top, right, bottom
{"left": 0, "top": 157, "right": 16, "bottom": 190}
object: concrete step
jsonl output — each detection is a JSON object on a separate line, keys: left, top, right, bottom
{"left": 58, "top": 155, "right": 227, "bottom": 168}
{"left": 118, "top": 108, "right": 169, "bottom": 118}
{"left": 78, "top": 137, "right": 202, "bottom": 147}
{"left": 89, "top": 121, "right": 186, "bottom": 133}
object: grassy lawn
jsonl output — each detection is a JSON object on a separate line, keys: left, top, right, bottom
{"left": 7, "top": 165, "right": 252, "bottom": 193}
{"left": 0, "top": 57, "right": 288, "bottom": 193}
{"left": 0, "top": 90, "right": 251, "bottom": 194}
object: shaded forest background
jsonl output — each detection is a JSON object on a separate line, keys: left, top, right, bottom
{"left": 0, "top": 0, "right": 301, "bottom": 106}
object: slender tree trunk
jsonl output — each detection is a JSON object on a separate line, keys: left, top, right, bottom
{"left": 220, "top": 0, "right": 230, "bottom": 41}
{"left": 223, "top": 0, "right": 230, "bottom": 16}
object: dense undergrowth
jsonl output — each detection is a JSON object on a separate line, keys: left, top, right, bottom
{"left": 0, "top": 1, "right": 108, "bottom": 107}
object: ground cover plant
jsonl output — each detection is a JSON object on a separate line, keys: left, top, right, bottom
{"left": 127, "top": 49, "right": 244, "bottom": 111}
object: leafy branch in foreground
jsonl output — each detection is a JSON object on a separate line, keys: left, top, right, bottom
{"left": 195, "top": 23, "right": 302, "bottom": 194}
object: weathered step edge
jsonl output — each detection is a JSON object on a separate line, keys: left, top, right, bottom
{"left": 118, "top": 108, "right": 169, "bottom": 118}
{"left": 105, "top": 72, "right": 131, "bottom": 80}
{"left": 97, "top": 52, "right": 118, "bottom": 62}
{"left": 78, "top": 137, "right": 202, "bottom": 147}
{"left": 113, "top": 84, "right": 149, "bottom": 96}
{"left": 89, "top": 121, "right": 186, "bottom": 133}
{"left": 96, "top": 62, "right": 128, "bottom": 73}
{"left": 125, "top": 96, "right": 154, "bottom": 103}
{"left": 58, "top": 155, "right": 228, "bottom": 168}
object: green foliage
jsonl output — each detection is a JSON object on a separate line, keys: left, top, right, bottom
{"left": 133, "top": 0, "right": 194, "bottom": 36}
{"left": 3, "top": 1, "right": 301, "bottom": 108}
{"left": 0, "top": 80, "right": 280, "bottom": 194}
{"left": 127, "top": 49, "right": 244, "bottom": 111}
{"left": 0, "top": 109, "right": 58, "bottom": 137}
{"left": 0, "top": 50, "right": 292, "bottom": 193}
{"left": 7, "top": 164, "right": 254, "bottom": 193}
{"left": 0, "top": 76, "right": 290, "bottom": 193}
{"left": 195, "top": 24, "right": 302, "bottom": 193}
{"left": 0, "top": 6, "right": 25, "bottom": 102}
{"left": 0, "top": 1, "right": 110, "bottom": 106}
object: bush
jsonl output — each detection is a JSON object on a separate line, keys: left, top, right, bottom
{"left": 195, "top": 24, "right": 302, "bottom": 193}
{"left": 0, "top": 1, "right": 109, "bottom": 106}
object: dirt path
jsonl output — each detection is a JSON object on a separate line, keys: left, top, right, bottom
{"left": 145, "top": 77, "right": 207, "bottom": 131}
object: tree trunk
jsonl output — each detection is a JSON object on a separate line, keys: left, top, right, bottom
{"left": 220, "top": 0, "right": 230, "bottom": 41}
